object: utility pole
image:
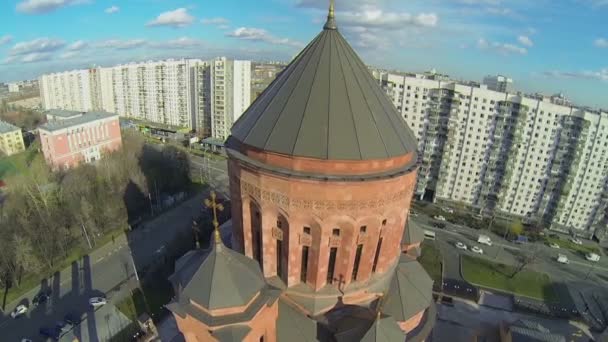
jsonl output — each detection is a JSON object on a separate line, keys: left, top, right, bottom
{"left": 82, "top": 223, "right": 92, "bottom": 249}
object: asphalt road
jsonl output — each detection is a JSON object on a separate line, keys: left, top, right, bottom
{"left": 0, "top": 154, "right": 229, "bottom": 341}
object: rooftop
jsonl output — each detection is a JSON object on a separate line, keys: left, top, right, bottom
{"left": 0, "top": 120, "right": 20, "bottom": 134}
{"left": 39, "top": 111, "right": 118, "bottom": 132}
{"left": 45, "top": 109, "right": 84, "bottom": 118}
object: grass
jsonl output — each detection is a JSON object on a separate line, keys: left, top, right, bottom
{"left": 419, "top": 241, "right": 443, "bottom": 284}
{"left": 461, "top": 255, "right": 558, "bottom": 302}
{"left": 0, "top": 148, "right": 38, "bottom": 178}
{"left": 544, "top": 236, "right": 599, "bottom": 255}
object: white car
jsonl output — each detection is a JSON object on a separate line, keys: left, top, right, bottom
{"left": 434, "top": 215, "right": 446, "bottom": 221}
{"left": 586, "top": 253, "right": 600, "bottom": 262}
{"left": 471, "top": 246, "right": 484, "bottom": 254}
{"left": 455, "top": 242, "right": 468, "bottom": 250}
{"left": 570, "top": 238, "right": 583, "bottom": 245}
{"left": 442, "top": 207, "right": 454, "bottom": 214}
{"left": 557, "top": 254, "right": 570, "bottom": 264}
{"left": 89, "top": 297, "right": 107, "bottom": 307}
{"left": 11, "top": 305, "right": 28, "bottom": 318}
{"left": 549, "top": 243, "right": 560, "bottom": 249}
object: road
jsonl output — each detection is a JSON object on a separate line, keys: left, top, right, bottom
{"left": 0, "top": 154, "right": 229, "bottom": 341}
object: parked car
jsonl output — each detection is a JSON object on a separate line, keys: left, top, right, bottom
{"left": 441, "top": 207, "right": 455, "bottom": 214}
{"left": 471, "top": 246, "right": 484, "bottom": 254}
{"left": 33, "top": 289, "right": 51, "bottom": 306}
{"left": 89, "top": 296, "right": 107, "bottom": 307}
{"left": 549, "top": 242, "right": 560, "bottom": 249}
{"left": 585, "top": 253, "right": 600, "bottom": 262}
{"left": 433, "top": 222, "right": 446, "bottom": 229}
{"left": 477, "top": 235, "right": 493, "bottom": 246}
{"left": 570, "top": 237, "right": 583, "bottom": 245}
{"left": 434, "top": 215, "right": 447, "bottom": 221}
{"left": 11, "top": 305, "right": 28, "bottom": 318}
{"left": 557, "top": 254, "right": 570, "bottom": 264}
{"left": 455, "top": 242, "right": 468, "bottom": 250}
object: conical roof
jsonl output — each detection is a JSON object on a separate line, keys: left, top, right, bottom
{"left": 180, "top": 241, "right": 266, "bottom": 310}
{"left": 230, "top": 5, "right": 417, "bottom": 161}
{"left": 360, "top": 314, "right": 406, "bottom": 342}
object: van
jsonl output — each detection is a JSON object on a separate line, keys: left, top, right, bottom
{"left": 423, "top": 230, "right": 436, "bottom": 240}
{"left": 557, "top": 254, "right": 569, "bottom": 264}
{"left": 478, "top": 235, "right": 493, "bottom": 246}
{"left": 585, "top": 253, "right": 600, "bottom": 262}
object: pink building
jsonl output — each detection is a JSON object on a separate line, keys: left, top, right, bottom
{"left": 38, "top": 111, "right": 122, "bottom": 170}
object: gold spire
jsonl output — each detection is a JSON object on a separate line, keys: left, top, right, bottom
{"left": 204, "top": 191, "right": 224, "bottom": 245}
{"left": 324, "top": 0, "right": 337, "bottom": 30}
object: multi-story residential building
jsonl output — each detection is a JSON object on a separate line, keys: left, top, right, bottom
{"left": 39, "top": 69, "right": 97, "bottom": 111}
{"left": 39, "top": 58, "right": 252, "bottom": 138}
{"left": 0, "top": 120, "right": 25, "bottom": 156}
{"left": 8, "top": 83, "right": 20, "bottom": 93}
{"left": 209, "top": 58, "right": 251, "bottom": 141}
{"left": 483, "top": 75, "right": 514, "bottom": 93}
{"left": 38, "top": 111, "right": 122, "bottom": 169}
{"left": 378, "top": 72, "right": 608, "bottom": 237}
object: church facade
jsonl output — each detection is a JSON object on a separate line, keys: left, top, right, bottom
{"left": 166, "top": 2, "right": 436, "bottom": 341}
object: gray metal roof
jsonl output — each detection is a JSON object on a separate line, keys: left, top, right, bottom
{"left": 382, "top": 257, "right": 433, "bottom": 322}
{"left": 0, "top": 120, "right": 20, "bottom": 134}
{"left": 39, "top": 111, "right": 118, "bottom": 132}
{"left": 230, "top": 19, "right": 417, "bottom": 161}
{"left": 508, "top": 320, "right": 566, "bottom": 342}
{"left": 45, "top": 109, "right": 84, "bottom": 118}
{"left": 211, "top": 325, "right": 252, "bottom": 341}
{"left": 276, "top": 299, "right": 321, "bottom": 342}
{"left": 180, "top": 242, "right": 266, "bottom": 310}
{"left": 402, "top": 220, "right": 425, "bottom": 245}
{"left": 360, "top": 314, "right": 407, "bottom": 342}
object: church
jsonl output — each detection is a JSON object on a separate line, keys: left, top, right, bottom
{"left": 166, "top": 2, "right": 436, "bottom": 341}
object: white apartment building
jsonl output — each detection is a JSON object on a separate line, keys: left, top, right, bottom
{"left": 209, "top": 58, "right": 251, "bottom": 141}
{"left": 39, "top": 69, "right": 96, "bottom": 112}
{"left": 378, "top": 72, "right": 608, "bottom": 237}
{"left": 39, "top": 58, "right": 251, "bottom": 138}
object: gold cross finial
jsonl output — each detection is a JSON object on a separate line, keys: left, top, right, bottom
{"left": 204, "top": 191, "right": 224, "bottom": 244}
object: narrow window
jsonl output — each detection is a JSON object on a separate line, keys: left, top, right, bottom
{"left": 260, "top": 337, "right": 264, "bottom": 342}
{"left": 301, "top": 246, "right": 309, "bottom": 283}
{"left": 303, "top": 226, "right": 311, "bottom": 235}
{"left": 352, "top": 244, "right": 363, "bottom": 281}
{"left": 327, "top": 247, "right": 338, "bottom": 284}
{"left": 332, "top": 228, "right": 340, "bottom": 236}
{"left": 382, "top": 219, "right": 387, "bottom": 226}
{"left": 277, "top": 239, "right": 283, "bottom": 279}
{"left": 360, "top": 226, "right": 367, "bottom": 233}
{"left": 372, "top": 238, "right": 383, "bottom": 273}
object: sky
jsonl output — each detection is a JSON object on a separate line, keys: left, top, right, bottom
{"left": 0, "top": 0, "right": 606, "bottom": 109}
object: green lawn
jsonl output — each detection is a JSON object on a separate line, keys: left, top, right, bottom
{"left": 544, "top": 236, "right": 599, "bottom": 255}
{"left": 0, "top": 148, "right": 38, "bottom": 178}
{"left": 419, "top": 241, "right": 443, "bottom": 284}
{"left": 461, "top": 255, "right": 558, "bottom": 302}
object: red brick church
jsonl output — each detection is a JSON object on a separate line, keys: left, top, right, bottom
{"left": 166, "top": 2, "right": 436, "bottom": 341}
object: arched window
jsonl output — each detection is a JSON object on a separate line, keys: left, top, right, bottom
{"left": 351, "top": 244, "right": 363, "bottom": 281}
{"left": 276, "top": 215, "right": 288, "bottom": 282}
{"left": 250, "top": 202, "right": 263, "bottom": 270}
{"left": 327, "top": 247, "right": 338, "bottom": 284}
{"left": 301, "top": 226, "right": 311, "bottom": 283}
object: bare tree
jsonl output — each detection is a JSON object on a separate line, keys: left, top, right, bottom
{"left": 510, "top": 246, "right": 540, "bottom": 278}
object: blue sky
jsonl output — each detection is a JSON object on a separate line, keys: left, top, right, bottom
{"left": 0, "top": 0, "right": 606, "bottom": 108}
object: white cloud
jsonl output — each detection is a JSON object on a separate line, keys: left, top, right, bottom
{"left": 157, "top": 37, "right": 204, "bottom": 48}
{"left": 146, "top": 8, "right": 194, "bottom": 28}
{"left": 518, "top": 35, "right": 533, "bottom": 47}
{"left": 67, "top": 40, "right": 87, "bottom": 51}
{"left": 21, "top": 52, "right": 53, "bottom": 63}
{"left": 95, "top": 39, "right": 147, "bottom": 50}
{"left": 0, "top": 35, "right": 12, "bottom": 46}
{"left": 594, "top": 38, "right": 608, "bottom": 48}
{"left": 478, "top": 38, "right": 527, "bottom": 55}
{"left": 9, "top": 37, "right": 65, "bottom": 55}
{"left": 16, "top": 0, "right": 90, "bottom": 14}
{"left": 59, "top": 51, "right": 79, "bottom": 59}
{"left": 105, "top": 5, "right": 119, "bottom": 14}
{"left": 543, "top": 68, "right": 608, "bottom": 81}
{"left": 227, "top": 27, "right": 304, "bottom": 48}
{"left": 340, "top": 8, "right": 439, "bottom": 29}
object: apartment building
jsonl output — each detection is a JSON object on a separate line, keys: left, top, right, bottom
{"left": 39, "top": 58, "right": 252, "bottom": 139}
{"left": 38, "top": 110, "right": 122, "bottom": 169}
{"left": 378, "top": 72, "right": 608, "bottom": 237}
{"left": 39, "top": 69, "right": 97, "bottom": 111}
{"left": 0, "top": 120, "right": 25, "bottom": 156}
{"left": 483, "top": 75, "right": 514, "bottom": 93}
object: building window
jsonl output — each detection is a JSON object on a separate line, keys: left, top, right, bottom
{"left": 382, "top": 219, "right": 387, "bottom": 226}
{"left": 352, "top": 244, "right": 363, "bottom": 282}
{"left": 332, "top": 228, "right": 340, "bottom": 236}
{"left": 372, "top": 238, "right": 383, "bottom": 273}
{"left": 327, "top": 247, "right": 338, "bottom": 284}
{"left": 360, "top": 226, "right": 367, "bottom": 233}
{"left": 301, "top": 246, "right": 309, "bottom": 283}
{"left": 303, "top": 226, "right": 311, "bottom": 235}
{"left": 277, "top": 239, "right": 284, "bottom": 280}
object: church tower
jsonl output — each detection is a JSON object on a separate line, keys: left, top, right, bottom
{"left": 168, "top": 2, "right": 435, "bottom": 341}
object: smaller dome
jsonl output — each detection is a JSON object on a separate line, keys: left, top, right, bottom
{"left": 175, "top": 241, "right": 266, "bottom": 310}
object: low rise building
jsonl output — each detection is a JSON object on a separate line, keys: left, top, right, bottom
{"left": 0, "top": 120, "right": 25, "bottom": 156}
{"left": 45, "top": 109, "right": 86, "bottom": 121}
{"left": 38, "top": 110, "right": 122, "bottom": 169}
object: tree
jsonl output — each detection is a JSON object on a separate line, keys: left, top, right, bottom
{"left": 510, "top": 247, "right": 539, "bottom": 278}
{"left": 13, "top": 234, "right": 42, "bottom": 284}
{"left": 510, "top": 220, "right": 524, "bottom": 237}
